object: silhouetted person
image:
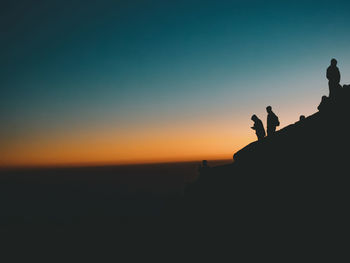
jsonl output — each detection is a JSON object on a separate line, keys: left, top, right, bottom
{"left": 198, "top": 160, "right": 210, "bottom": 179}
{"left": 201, "top": 160, "right": 208, "bottom": 168}
{"left": 318, "top": 95, "right": 330, "bottom": 112}
{"left": 327, "top": 58, "right": 341, "bottom": 98}
{"left": 251, "top": 115, "right": 265, "bottom": 140}
{"left": 198, "top": 160, "right": 209, "bottom": 172}
{"left": 295, "top": 115, "right": 306, "bottom": 124}
{"left": 266, "top": 106, "right": 280, "bottom": 136}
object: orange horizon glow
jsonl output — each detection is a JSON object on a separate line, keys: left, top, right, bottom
{"left": 0, "top": 135, "right": 246, "bottom": 169}
{"left": 0, "top": 156, "right": 233, "bottom": 169}
{"left": 0, "top": 97, "right": 319, "bottom": 169}
{"left": 1, "top": 118, "right": 250, "bottom": 168}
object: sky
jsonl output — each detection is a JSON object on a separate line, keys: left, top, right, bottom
{"left": 1, "top": 0, "right": 350, "bottom": 167}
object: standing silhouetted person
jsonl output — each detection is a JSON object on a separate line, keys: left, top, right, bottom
{"left": 327, "top": 58, "right": 341, "bottom": 98}
{"left": 266, "top": 106, "right": 280, "bottom": 136}
{"left": 251, "top": 115, "right": 265, "bottom": 140}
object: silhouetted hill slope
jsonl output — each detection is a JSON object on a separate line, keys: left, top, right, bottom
{"left": 184, "top": 86, "right": 350, "bottom": 228}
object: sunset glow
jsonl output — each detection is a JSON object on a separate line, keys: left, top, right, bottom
{"left": 1, "top": 1, "right": 350, "bottom": 167}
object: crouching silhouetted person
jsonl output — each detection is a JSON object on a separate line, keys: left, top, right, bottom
{"left": 266, "top": 106, "right": 280, "bottom": 136}
{"left": 318, "top": 95, "right": 330, "bottom": 112}
{"left": 327, "top": 58, "right": 341, "bottom": 98}
{"left": 251, "top": 115, "right": 265, "bottom": 140}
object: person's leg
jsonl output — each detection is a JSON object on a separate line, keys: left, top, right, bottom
{"left": 267, "top": 128, "right": 272, "bottom": 136}
{"left": 267, "top": 127, "right": 276, "bottom": 136}
{"left": 329, "top": 81, "right": 335, "bottom": 98}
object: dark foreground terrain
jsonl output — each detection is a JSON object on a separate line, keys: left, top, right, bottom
{"left": 2, "top": 88, "right": 350, "bottom": 254}
{"left": 184, "top": 87, "right": 350, "bottom": 247}
{"left": 0, "top": 160, "right": 230, "bottom": 231}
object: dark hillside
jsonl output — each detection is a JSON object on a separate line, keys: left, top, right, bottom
{"left": 184, "top": 86, "right": 350, "bottom": 232}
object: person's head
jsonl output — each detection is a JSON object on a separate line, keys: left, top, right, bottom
{"left": 266, "top": 106, "right": 272, "bottom": 113}
{"left": 331, "top": 58, "right": 337, "bottom": 66}
{"left": 251, "top": 114, "right": 258, "bottom": 121}
{"left": 299, "top": 115, "right": 305, "bottom": 121}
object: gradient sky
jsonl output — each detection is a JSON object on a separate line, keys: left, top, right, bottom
{"left": 1, "top": 0, "right": 350, "bottom": 167}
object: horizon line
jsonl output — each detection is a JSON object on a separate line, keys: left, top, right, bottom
{"left": 0, "top": 157, "right": 233, "bottom": 170}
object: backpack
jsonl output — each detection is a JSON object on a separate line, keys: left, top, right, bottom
{"left": 275, "top": 115, "right": 280, "bottom": 126}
